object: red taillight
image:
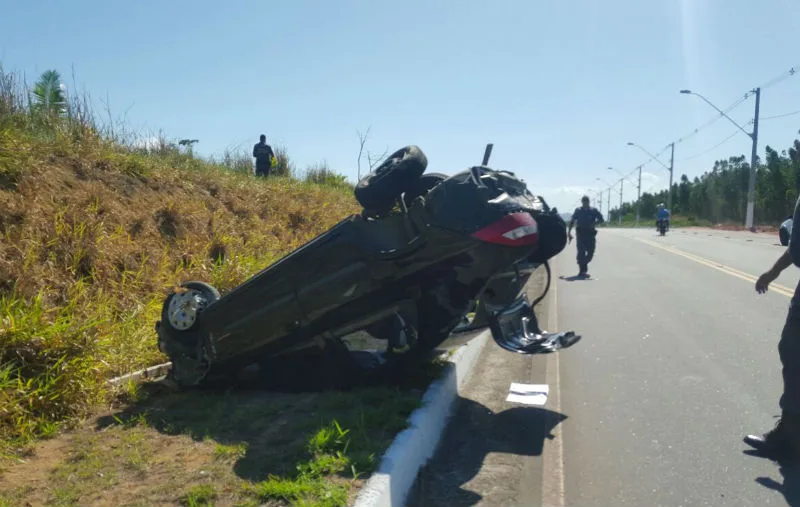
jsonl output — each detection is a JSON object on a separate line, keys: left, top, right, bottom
{"left": 472, "top": 212, "right": 539, "bottom": 246}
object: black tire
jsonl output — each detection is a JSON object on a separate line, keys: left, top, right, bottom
{"left": 403, "top": 172, "right": 448, "bottom": 208}
{"left": 354, "top": 145, "right": 428, "bottom": 214}
{"left": 159, "top": 281, "right": 220, "bottom": 339}
{"left": 781, "top": 228, "right": 789, "bottom": 246}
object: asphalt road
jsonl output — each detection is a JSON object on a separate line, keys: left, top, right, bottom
{"left": 408, "top": 272, "right": 556, "bottom": 507}
{"left": 558, "top": 226, "right": 800, "bottom": 507}
{"left": 410, "top": 226, "right": 800, "bottom": 507}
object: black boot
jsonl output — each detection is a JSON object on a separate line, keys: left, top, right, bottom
{"left": 744, "top": 412, "right": 800, "bottom": 461}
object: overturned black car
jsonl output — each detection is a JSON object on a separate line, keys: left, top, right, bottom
{"left": 155, "top": 146, "right": 580, "bottom": 389}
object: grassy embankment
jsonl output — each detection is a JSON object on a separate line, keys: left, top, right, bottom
{"left": 0, "top": 67, "right": 441, "bottom": 506}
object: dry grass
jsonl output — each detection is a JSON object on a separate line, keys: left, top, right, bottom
{"left": 0, "top": 65, "right": 361, "bottom": 457}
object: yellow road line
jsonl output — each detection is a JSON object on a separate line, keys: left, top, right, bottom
{"left": 635, "top": 238, "right": 796, "bottom": 299}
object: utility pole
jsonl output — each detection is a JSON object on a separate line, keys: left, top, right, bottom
{"left": 746, "top": 88, "right": 761, "bottom": 231}
{"left": 607, "top": 190, "right": 611, "bottom": 222}
{"left": 618, "top": 179, "right": 624, "bottom": 226}
{"left": 598, "top": 190, "right": 603, "bottom": 216}
{"left": 636, "top": 165, "right": 642, "bottom": 226}
{"left": 668, "top": 142, "right": 674, "bottom": 213}
{"left": 680, "top": 88, "right": 761, "bottom": 230}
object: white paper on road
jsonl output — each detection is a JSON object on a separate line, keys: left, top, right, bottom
{"left": 506, "top": 383, "right": 549, "bottom": 405}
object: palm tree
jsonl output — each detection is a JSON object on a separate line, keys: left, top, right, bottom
{"left": 31, "top": 70, "right": 67, "bottom": 115}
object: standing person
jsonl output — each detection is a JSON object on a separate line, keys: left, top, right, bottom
{"left": 567, "top": 195, "right": 605, "bottom": 278}
{"left": 253, "top": 134, "right": 275, "bottom": 177}
{"left": 745, "top": 195, "right": 800, "bottom": 461}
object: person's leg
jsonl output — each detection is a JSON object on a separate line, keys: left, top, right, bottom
{"left": 576, "top": 233, "right": 587, "bottom": 275}
{"left": 585, "top": 233, "right": 597, "bottom": 264}
{"left": 745, "top": 305, "right": 800, "bottom": 458}
{"left": 779, "top": 305, "right": 800, "bottom": 415}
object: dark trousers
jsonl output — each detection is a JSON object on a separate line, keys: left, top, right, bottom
{"left": 780, "top": 305, "right": 800, "bottom": 415}
{"left": 576, "top": 230, "right": 597, "bottom": 273}
{"left": 255, "top": 162, "right": 271, "bottom": 177}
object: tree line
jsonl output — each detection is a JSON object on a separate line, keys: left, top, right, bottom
{"left": 609, "top": 132, "right": 800, "bottom": 225}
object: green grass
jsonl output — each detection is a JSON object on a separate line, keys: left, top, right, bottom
{"left": 213, "top": 442, "right": 248, "bottom": 461}
{"left": 181, "top": 485, "right": 218, "bottom": 507}
{"left": 0, "top": 373, "right": 441, "bottom": 507}
{"left": 0, "top": 64, "right": 362, "bottom": 456}
{"left": 601, "top": 214, "right": 712, "bottom": 228}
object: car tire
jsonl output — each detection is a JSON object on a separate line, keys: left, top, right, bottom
{"left": 403, "top": 172, "right": 448, "bottom": 208}
{"left": 159, "top": 281, "right": 220, "bottom": 341}
{"left": 781, "top": 228, "right": 789, "bottom": 246}
{"left": 354, "top": 145, "right": 428, "bottom": 214}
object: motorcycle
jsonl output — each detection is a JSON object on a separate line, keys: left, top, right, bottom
{"left": 155, "top": 145, "right": 580, "bottom": 390}
{"left": 657, "top": 218, "right": 668, "bottom": 236}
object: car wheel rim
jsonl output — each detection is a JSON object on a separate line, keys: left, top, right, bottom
{"left": 167, "top": 289, "right": 207, "bottom": 331}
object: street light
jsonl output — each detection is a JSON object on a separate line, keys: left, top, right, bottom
{"left": 627, "top": 141, "right": 674, "bottom": 214}
{"left": 680, "top": 88, "right": 761, "bottom": 231}
{"left": 596, "top": 177, "right": 613, "bottom": 223}
{"left": 607, "top": 168, "right": 625, "bottom": 225}
{"left": 611, "top": 164, "right": 643, "bottom": 227}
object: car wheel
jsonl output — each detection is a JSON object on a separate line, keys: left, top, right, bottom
{"left": 354, "top": 145, "right": 428, "bottom": 214}
{"left": 160, "top": 281, "right": 220, "bottom": 335}
{"left": 403, "top": 172, "right": 448, "bottom": 208}
{"left": 780, "top": 228, "right": 789, "bottom": 246}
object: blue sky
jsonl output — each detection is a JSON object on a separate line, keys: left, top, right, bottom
{"left": 2, "top": 0, "right": 800, "bottom": 215}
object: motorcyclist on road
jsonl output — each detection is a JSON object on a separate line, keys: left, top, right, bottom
{"left": 656, "top": 203, "right": 671, "bottom": 231}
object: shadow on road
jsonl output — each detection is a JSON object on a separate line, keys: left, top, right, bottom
{"left": 407, "top": 396, "right": 566, "bottom": 507}
{"left": 559, "top": 275, "right": 596, "bottom": 282}
{"left": 754, "top": 463, "right": 800, "bottom": 505}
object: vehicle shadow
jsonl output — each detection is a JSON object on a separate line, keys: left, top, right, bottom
{"left": 407, "top": 396, "right": 566, "bottom": 507}
{"left": 94, "top": 357, "right": 443, "bottom": 485}
{"left": 753, "top": 461, "right": 800, "bottom": 505}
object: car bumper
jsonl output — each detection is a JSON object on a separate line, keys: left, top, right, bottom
{"left": 486, "top": 296, "right": 581, "bottom": 354}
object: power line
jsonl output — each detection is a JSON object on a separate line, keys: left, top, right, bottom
{"left": 761, "top": 110, "right": 800, "bottom": 121}
{"left": 757, "top": 62, "right": 799, "bottom": 91}
{"left": 672, "top": 93, "right": 751, "bottom": 147}
{"left": 624, "top": 62, "right": 800, "bottom": 176}
{"left": 678, "top": 129, "right": 743, "bottom": 161}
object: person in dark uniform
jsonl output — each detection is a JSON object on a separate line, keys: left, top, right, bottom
{"left": 746, "top": 193, "right": 800, "bottom": 461}
{"left": 252, "top": 134, "right": 275, "bottom": 177}
{"left": 567, "top": 195, "right": 604, "bottom": 278}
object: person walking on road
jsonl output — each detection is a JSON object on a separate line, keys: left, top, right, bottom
{"left": 253, "top": 134, "right": 275, "bottom": 177}
{"left": 567, "top": 195, "right": 604, "bottom": 278}
{"left": 746, "top": 195, "right": 800, "bottom": 462}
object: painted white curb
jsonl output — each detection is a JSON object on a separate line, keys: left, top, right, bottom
{"left": 352, "top": 330, "right": 491, "bottom": 507}
{"left": 107, "top": 361, "right": 172, "bottom": 387}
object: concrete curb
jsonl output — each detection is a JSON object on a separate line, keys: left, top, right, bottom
{"left": 107, "top": 361, "right": 172, "bottom": 387}
{"left": 352, "top": 330, "right": 491, "bottom": 507}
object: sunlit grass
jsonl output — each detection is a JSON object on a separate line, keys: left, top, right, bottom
{"left": 0, "top": 64, "right": 361, "bottom": 456}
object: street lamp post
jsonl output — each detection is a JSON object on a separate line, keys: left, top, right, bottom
{"left": 605, "top": 167, "right": 624, "bottom": 225}
{"left": 597, "top": 177, "right": 613, "bottom": 223}
{"left": 609, "top": 166, "right": 642, "bottom": 226}
{"left": 627, "top": 141, "right": 674, "bottom": 214}
{"left": 680, "top": 88, "right": 761, "bottom": 231}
